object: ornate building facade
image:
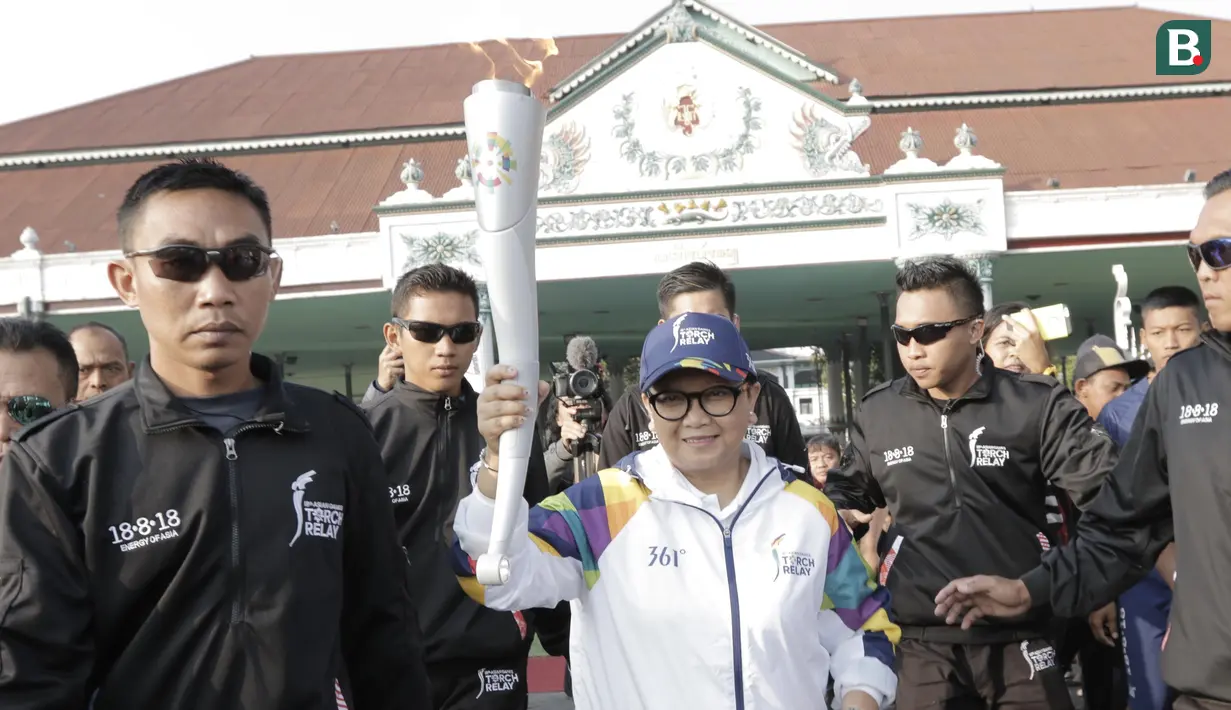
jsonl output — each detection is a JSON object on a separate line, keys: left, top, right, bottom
{"left": 0, "top": 1, "right": 1226, "bottom": 414}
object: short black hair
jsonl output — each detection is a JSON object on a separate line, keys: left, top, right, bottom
{"left": 1204, "top": 168, "right": 1231, "bottom": 200}
{"left": 118, "top": 158, "right": 272, "bottom": 252}
{"left": 807, "top": 432, "right": 841, "bottom": 454}
{"left": 656, "top": 261, "right": 736, "bottom": 319}
{"left": 68, "top": 321, "right": 130, "bottom": 361}
{"left": 981, "top": 301, "right": 1031, "bottom": 345}
{"left": 895, "top": 256, "right": 984, "bottom": 319}
{"left": 1141, "top": 285, "right": 1201, "bottom": 320}
{"left": 0, "top": 318, "right": 79, "bottom": 401}
{"left": 391, "top": 263, "right": 480, "bottom": 318}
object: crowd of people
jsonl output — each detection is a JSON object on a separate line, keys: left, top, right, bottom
{"left": 1, "top": 156, "right": 1229, "bottom": 709}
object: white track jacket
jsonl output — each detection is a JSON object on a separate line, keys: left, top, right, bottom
{"left": 452, "top": 443, "right": 899, "bottom": 710}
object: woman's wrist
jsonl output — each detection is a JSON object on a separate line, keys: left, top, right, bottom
{"left": 475, "top": 448, "right": 499, "bottom": 499}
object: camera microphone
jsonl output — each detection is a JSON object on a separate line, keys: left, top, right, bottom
{"left": 558, "top": 336, "right": 603, "bottom": 401}
{"left": 566, "top": 335, "right": 599, "bottom": 372}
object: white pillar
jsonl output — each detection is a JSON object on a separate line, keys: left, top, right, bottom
{"left": 963, "top": 253, "right": 995, "bottom": 311}
{"left": 478, "top": 284, "right": 496, "bottom": 375}
{"left": 464, "top": 284, "right": 497, "bottom": 394}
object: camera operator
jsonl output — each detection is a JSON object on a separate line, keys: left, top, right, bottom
{"left": 544, "top": 394, "right": 609, "bottom": 494}
{"left": 545, "top": 336, "right": 609, "bottom": 491}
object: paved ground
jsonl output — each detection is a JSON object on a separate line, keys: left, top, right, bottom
{"left": 524, "top": 665, "right": 1087, "bottom": 709}
{"left": 528, "top": 694, "right": 573, "bottom": 709}
{"left": 527, "top": 688, "right": 1085, "bottom": 709}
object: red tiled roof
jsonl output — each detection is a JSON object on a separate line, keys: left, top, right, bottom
{"left": 5, "top": 96, "right": 1226, "bottom": 255}
{"left": 786, "top": 7, "right": 1231, "bottom": 99}
{"left": 0, "top": 7, "right": 1226, "bottom": 154}
{"left": 0, "top": 140, "right": 461, "bottom": 255}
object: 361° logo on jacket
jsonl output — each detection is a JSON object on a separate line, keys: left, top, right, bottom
{"left": 288, "top": 470, "right": 345, "bottom": 547}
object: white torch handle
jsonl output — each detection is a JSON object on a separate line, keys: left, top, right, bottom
{"left": 474, "top": 217, "right": 539, "bottom": 586}
{"left": 464, "top": 79, "right": 546, "bottom": 587}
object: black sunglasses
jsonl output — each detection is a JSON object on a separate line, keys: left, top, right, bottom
{"left": 891, "top": 315, "right": 980, "bottom": 346}
{"left": 1187, "top": 238, "right": 1231, "bottom": 272}
{"left": 647, "top": 384, "right": 744, "bottom": 422}
{"left": 391, "top": 318, "right": 482, "bottom": 344}
{"left": 125, "top": 244, "right": 278, "bottom": 283}
{"left": 6, "top": 395, "right": 54, "bottom": 426}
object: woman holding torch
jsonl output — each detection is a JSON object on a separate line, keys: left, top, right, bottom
{"left": 451, "top": 312, "right": 899, "bottom": 709}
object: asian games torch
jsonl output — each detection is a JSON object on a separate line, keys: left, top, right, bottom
{"left": 465, "top": 79, "right": 546, "bottom": 586}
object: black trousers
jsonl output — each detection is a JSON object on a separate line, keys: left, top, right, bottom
{"left": 1057, "top": 615, "right": 1128, "bottom": 710}
{"left": 429, "top": 657, "right": 529, "bottom": 710}
{"left": 896, "top": 637, "right": 1075, "bottom": 709}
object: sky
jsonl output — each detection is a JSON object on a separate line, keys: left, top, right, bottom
{"left": 2, "top": 0, "right": 1228, "bottom": 127}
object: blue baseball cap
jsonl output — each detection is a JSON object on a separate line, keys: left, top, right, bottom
{"left": 639, "top": 312, "right": 757, "bottom": 392}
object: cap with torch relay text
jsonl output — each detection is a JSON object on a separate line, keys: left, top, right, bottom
{"left": 639, "top": 312, "right": 757, "bottom": 392}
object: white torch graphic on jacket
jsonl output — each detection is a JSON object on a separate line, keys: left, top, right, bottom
{"left": 967, "top": 426, "right": 986, "bottom": 463}
{"left": 289, "top": 470, "right": 317, "bottom": 548}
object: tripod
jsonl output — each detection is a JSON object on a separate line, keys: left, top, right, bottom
{"left": 571, "top": 431, "right": 601, "bottom": 483}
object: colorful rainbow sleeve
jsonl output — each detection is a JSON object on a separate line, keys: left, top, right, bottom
{"left": 451, "top": 468, "right": 650, "bottom": 604}
{"left": 784, "top": 480, "right": 900, "bottom": 670}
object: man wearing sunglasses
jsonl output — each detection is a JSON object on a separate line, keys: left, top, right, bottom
{"left": 825, "top": 256, "right": 1117, "bottom": 709}
{"left": 362, "top": 263, "right": 561, "bottom": 710}
{"left": 596, "top": 261, "right": 807, "bottom": 472}
{"left": 936, "top": 170, "right": 1231, "bottom": 709}
{"left": 0, "top": 318, "right": 79, "bottom": 464}
{"left": 0, "top": 158, "right": 430, "bottom": 710}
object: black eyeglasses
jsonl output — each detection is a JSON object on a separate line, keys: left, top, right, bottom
{"left": 125, "top": 244, "right": 278, "bottom": 283}
{"left": 391, "top": 318, "right": 482, "bottom": 344}
{"left": 647, "top": 385, "right": 744, "bottom": 422}
{"left": 891, "top": 315, "right": 980, "bottom": 346}
{"left": 1187, "top": 238, "right": 1231, "bottom": 272}
{"left": 6, "top": 395, "right": 54, "bottom": 426}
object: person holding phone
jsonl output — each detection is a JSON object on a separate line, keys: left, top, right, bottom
{"left": 981, "top": 302, "right": 1057, "bottom": 378}
{"left": 363, "top": 342, "right": 407, "bottom": 404}
{"left": 453, "top": 312, "right": 899, "bottom": 710}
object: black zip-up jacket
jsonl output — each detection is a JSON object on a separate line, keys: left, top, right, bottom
{"left": 597, "top": 375, "right": 807, "bottom": 470}
{"left": 1022, "top": 332, "right": 1231, "bottom": 701}
{"left": 363, "top": 378, "right": 562, "bottom": 665}
{"left": 824, "top": 366, "right": 1116, "bottom": 642}
{"left": 0, "top": 355, "right": 430, "bottom": 710}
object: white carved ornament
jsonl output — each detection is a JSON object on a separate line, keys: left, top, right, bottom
{"left": 905, "top": 198, "right": 986, "bottom": 242}
{"left": 790, "top": 104, "right": 870, "bottom": 177}
{"left": 540, "top": 122, "right": 592, "bottom": 195}
{"left": 613, "top": 86, "right": 763, "bottom": 180}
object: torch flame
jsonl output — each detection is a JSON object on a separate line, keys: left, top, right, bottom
{"left": 494, "top": 38, "right": 559, "bottom": 90}
{"left": 467, "top": 42, "right": 497, "bottom": 80}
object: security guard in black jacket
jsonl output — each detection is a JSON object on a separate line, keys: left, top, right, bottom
{"left": 597, "top": 260, "right": 807, "bottom": 471}
{"left": 0, "top": 159, "right": 430, "bottom": 709}
{"left": 936, "top": 171, "right": 1231, "bottom": 709}
{"left": 826, "top": 256, "right": 1117, "bottom": 710}
{"left": 364, "top": 263, "right": 564, "bottom": 709}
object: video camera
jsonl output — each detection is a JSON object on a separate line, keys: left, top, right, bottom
{"left": 553, "top": 366, "right": 604, "bottom": 425}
